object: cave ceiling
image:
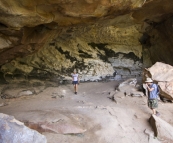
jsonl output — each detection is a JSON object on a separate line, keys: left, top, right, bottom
{"left": 0, "top": 0, "right": 173, "bottom": 80}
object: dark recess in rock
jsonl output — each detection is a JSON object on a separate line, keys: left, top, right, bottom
{"left": 49, "top": 42, "right": 55, "bottom": 46}
{"left": 0, "top": 22, "right": 8, "bottom": 29}
{"left": 116, "top": 52, "right": 141, "bottom": 62}
{"left": 89, "top": 42, "right": 141, "bottom": 62}
{"left": 88, "top": 43, "right": 111, "bottom": 62}
{"left": 0, "top": 72, "right": 7, "bottom": 84}
{"left": 139, "top": 33, "right": 151, "bottom": 47}
{"left": 78, "top": 49, "right": 93, "bottom": 58}
{"left": 55, "top": 46, "right": 77, "bottom": 62}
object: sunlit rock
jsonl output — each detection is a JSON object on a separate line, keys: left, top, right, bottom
{"left": 149, "top": 114, "right": 173, "bottom": 142}
{"left": 144, "top": 62, "right": 173, "bottom": 100}
{"left": 0, "top": 0, "right": 173, "bottom": 81}
{"left": 0, "top": 113, "right": 47, "bottom": 143}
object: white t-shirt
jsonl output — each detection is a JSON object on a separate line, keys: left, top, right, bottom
{"left": 72, "top": 73, "right": 78, "bottom": 81}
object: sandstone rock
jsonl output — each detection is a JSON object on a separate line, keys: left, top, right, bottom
{"left": 109, "top": 91, "right": 116, "bottom": 96}
{"left": 18, "top": 90, "right": 33, "bottom": 96}
{"left": 1, "top": 88, "right": 34, "bottom": 99}
{"left": 16, "top": 110, "right": 87, "bottom": 135}
{"left": 33, "top": 86, "right": 46, "bottom": 94}
{"left": 139, "top": 8, "right": 173, "bottom": 66}
{"left": 118, "top": 78, "right": 138, "bottom": 92}
{"left": 119, "top": 78, "right": 137, "bottom": 87}
{"left": 144, "top": 62, "right": 173, "bottom": 100}
{"left": 40, "top": 121, "right": 86, "bottom": 134}
{"left": 0, "top": 36, "right": 12, "bottom": 49}
{"left": 149, "top": 115, "right": 173, "bottom": 142}
{"left": 0, "top": 102, "right": 8, "bottom": 107}
{"left": 116, "top": 78, "right": 143, "bottom": 98}
{"left": 158, "top": 81, "right": 173, "bottom": 101}
{"left": 0, "top": 113, "right": 47, "bottom": 143}
{"left": 0, "top": 15, "right": 142, "bottom": 81}
{"left": 24, "top": 118, "right": 86, "bottom": 135}
{"left": 144, "top": 129, "right": 161, "bottom": 143}
{"left": 0, "top": 0, "right": 146, "bottom": 67}
{"left": 114, "top": 92, "right": 125, "bottom": 99}
{"left": 0, "top": 0, "right": 172, "bottom": 82}
{"left": 145, "top": 62, "right": 173, "bottom": 82}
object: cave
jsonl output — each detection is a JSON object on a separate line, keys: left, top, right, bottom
{"left": 1, "top": 1, "right": 173, "bottom": 143}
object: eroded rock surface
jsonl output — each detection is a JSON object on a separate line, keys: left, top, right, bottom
{"left": 0, "top": 113, "right": 47, "bottom": 143}
{"left": 0, "top": 0, "right": 173, "bottom": 81}
{"left": 110, "top": 78, "right": 144, "bottom": 103}
{"left": 0, "top": 22, "right": 143, "bottom": 82}
{"left": 118, "top": 78, "right": 143, "bottom": 96}
{"left": 149, "top": 115, "right": 173, "bottom": 142}
{"left": 17, "top": 110, "right": 87, "bottom": 135}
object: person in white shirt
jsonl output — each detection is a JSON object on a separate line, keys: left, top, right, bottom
{"left": 71, "top": 69, "right": 79, "bottom": 94}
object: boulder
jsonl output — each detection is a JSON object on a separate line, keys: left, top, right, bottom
{"left": 1, "top": 88, "right": 34, "bottom": 99}
{"left": 149, "top": 115, "right": 173, "bottom": 142}
{"left": 0, "top": 113, "right": 47, "bottom": 143}
{"left": 145, "top": 62, "right": 173, "bottom": 82}
{"left": 144, "top": 62, "right": 173, "bottom": 100}
{"left": 117, "top": 78, "right": 143, "bottom": 97}
{"left": 158, "top": 81, "right": 173, "bottom": 100}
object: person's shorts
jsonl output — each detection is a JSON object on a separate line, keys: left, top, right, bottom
{"left": 72, "top": 81, "right": 78, "bottom": 85}
{"left": 148, "top": 99, "right": 158, "bottom": 109}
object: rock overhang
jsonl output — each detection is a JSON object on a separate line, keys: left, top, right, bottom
{"left": 0, "top": 0, "right": 173, "bottom": 81}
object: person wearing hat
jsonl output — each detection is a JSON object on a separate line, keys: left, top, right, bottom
{"left": 71, "top": 69, "right": 79, "bottom": 94}
{"left": 145, "top": 77, "right": 160, "bottom": 116}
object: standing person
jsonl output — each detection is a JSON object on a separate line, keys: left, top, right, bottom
{"left": 72, "top": 69, "right": 79, "bottom": 94}
{"left": 145, "top": 78, "right": 160, "bottom": 116}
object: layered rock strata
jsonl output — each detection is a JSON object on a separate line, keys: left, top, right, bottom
{"left": 0, "top": 0, "right": 173, "bottom": 81}
{"left": 1, "top": 23, "right": 143, "bottom": 81}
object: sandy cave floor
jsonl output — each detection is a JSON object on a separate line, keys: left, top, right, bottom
{"left": 0, "top": 81, "right": 173, "bottom": 143}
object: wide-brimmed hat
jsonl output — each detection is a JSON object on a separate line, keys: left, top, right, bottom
{"left": 145, "top": 78, "right": 153, "bottom": 83}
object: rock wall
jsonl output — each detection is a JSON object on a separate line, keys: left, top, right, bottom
{"left": 142, "top": 16, "right": 173, "bottom": 66}
{"left": 0, "top": 0, "right": 146, "bottom": 66}
{"left": 1, "top": 22, "right": 143, "bottom": 81}
{"left": 0, "top": 0, "right": 173, "bottom": 81}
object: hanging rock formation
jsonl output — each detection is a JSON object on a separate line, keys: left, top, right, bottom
{"left": 0, "top": 0, "right": 173, "bottom": 81}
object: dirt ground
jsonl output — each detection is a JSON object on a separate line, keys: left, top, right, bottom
{"left": 0, "top": 80, "right": 173, "bottom": 143}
